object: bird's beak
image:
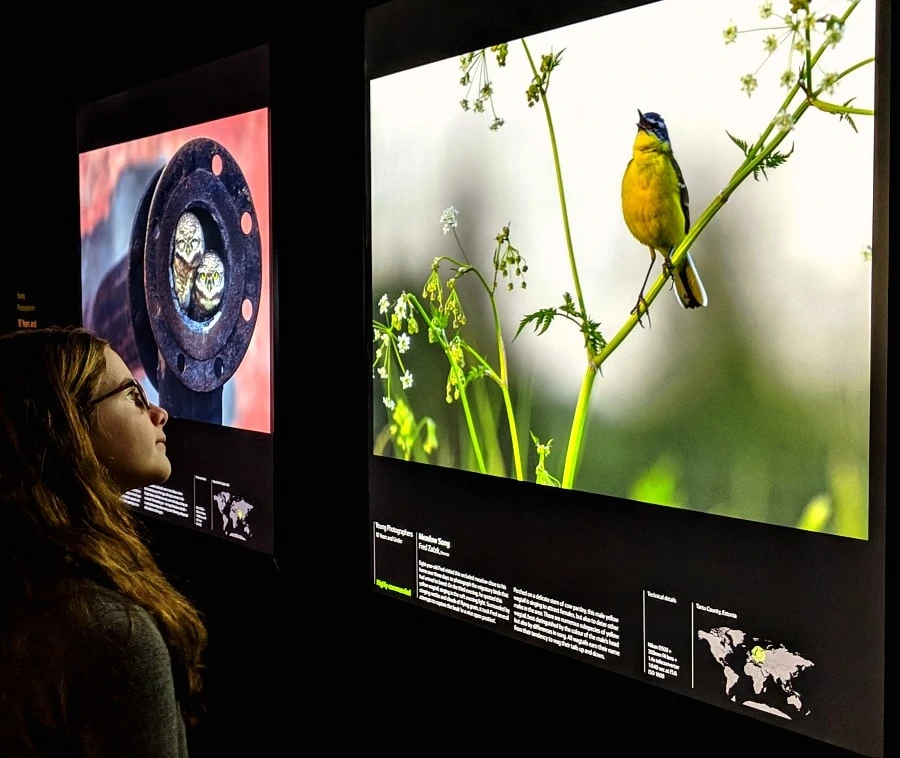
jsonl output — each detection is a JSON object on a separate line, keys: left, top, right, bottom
{"left": 636, "top": 109, "right": 646, "bottom": 130}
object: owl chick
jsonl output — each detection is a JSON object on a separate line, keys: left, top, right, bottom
{"left": 172, "top": 211, "right": 205, "bottom": 311}
{"left": 191, "top": 249, "right": 226, "bottom": 319}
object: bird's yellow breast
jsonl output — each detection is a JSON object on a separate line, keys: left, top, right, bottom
{"left": 621, "top": 142, "right": 686, "bottom": 252}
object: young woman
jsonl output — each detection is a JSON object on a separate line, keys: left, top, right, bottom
{"left": 0, "top": 326, "right": 207, "bottom": 757}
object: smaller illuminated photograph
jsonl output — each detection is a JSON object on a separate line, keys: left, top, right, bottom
{"left": 80, "top": 108, "right": 271, "bottom": 433}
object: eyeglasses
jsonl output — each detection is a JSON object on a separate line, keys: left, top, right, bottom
{"left": 90, "top": 379, "right": 152, "bottom": 412}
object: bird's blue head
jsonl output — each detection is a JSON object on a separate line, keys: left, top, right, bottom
{"left": 636, "top": 110, "right": 670, "bottom": 143}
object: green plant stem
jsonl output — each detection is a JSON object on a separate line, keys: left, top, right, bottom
{"left": 521, "top": 39, "right": 588, "bottom": 332}
{"left": 457, "top": 338, "right": 524, "bottom": 480}
{"left": 407, "top": 294, "right": 486, "bottom": 474}
{"left": 561, "top": 0, "right": 868, "bottom": 487}
{"left": 438, "top": 259, "right": 525, "bottom": 481}
{"left": 831, "top": 56, "right": 875, "bottom": 84}
{"left": 461, "top": 266, "right": 523, "bottom": 479}
{"left": 521, "top": 38, "right": 595, "bottom": 488}
{"left": 807, "top": 56, "right": 875, "bottom": 116}
{"left": 455, "top": 369, "right": 486, "bottom": 473}
{"left": 490, "top": 348, "right": 524, "bottom": 479}
{"left": 804, "top": 21, "right": 813, "bottom": 94}
{"left": 451, "top": 229, "right": 472, "bottom": 265}
{"left": 482, "top": 281, "right": 525, "bottom": 481}
{"left": 810, "top": 99, "right": 872, "bottom": 116}
{"left": 561, "top": 364, "right": 596, "bottom": 488}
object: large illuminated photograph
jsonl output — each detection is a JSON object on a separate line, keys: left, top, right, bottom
{"left": 80, "top": 108, "right": 272, "bottom": 434}
{"left": 370, "top": 0, "right": 874, "bottom": 539}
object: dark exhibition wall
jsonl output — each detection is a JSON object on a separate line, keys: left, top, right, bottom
{"left": 7, "top": 4, "right": 889, "bottom": 756}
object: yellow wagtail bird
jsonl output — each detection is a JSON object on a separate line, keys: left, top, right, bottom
{"left": 621, "top": 110, "right": 707, "bottom": 324}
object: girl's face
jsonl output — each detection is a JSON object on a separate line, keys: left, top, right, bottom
{"left": 89, "top": 346, "right": 171, "bottom": 492}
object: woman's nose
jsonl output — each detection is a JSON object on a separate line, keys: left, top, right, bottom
{"left": 152, "top": 403, "right": 169, "bottom": 426}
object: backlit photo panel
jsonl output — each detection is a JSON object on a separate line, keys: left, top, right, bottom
{"left": 80, "top": 108, "right": 272, "bottom": 434}
{"left": 370, "top": 0, "right": 874, "bottom": 539}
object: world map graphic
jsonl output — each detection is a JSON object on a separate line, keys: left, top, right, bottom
{"left": 697, "top": 626, "right": 814, "bottom": 719}
{"left": 213, "top": 491, "right": 254, "bottom": 542}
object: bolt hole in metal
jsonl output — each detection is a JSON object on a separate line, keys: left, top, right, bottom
{"left": 214, "top": 357, "right": 225, "bottom": 378}
{"left": 177, "top": 353, "right": 186, "bottom": 374}
{"left": 240, "top": 214, "right": 254, "bottom": 321}
{"left": 211, "top": 153, "right": 223, "bottom": 176}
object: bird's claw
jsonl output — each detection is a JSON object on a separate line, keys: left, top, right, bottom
{"left": 662, "top": 256, "right": 673, "bottom": 278}
{"left": 631, "top": 297, "right": 651, "bottom": 329}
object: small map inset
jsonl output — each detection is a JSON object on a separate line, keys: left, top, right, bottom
{"left": 697, "top": 626, "right": 814, "bottom": 719}
{"left": 213, "top": 490, "right": 255, "bottom": 542}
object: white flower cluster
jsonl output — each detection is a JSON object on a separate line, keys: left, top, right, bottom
{"left": 440, "top": 206, "right": 459, "bottom": 235}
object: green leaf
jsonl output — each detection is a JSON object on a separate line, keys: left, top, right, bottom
{"left": 838, "top": 98, "right": 859, "bottom": 133}
{"left": 515, "top": 307, "right": 558, "bottom": 340}
{"left": 753, "top": 143, "right": 795, "bottom": 182}
{"left": 726, "top": 131, "right": 751, "bottom": 157}
{"left": 536, "top": 468, "right": 562, "bottom": 487}
{"left": 726, "top": 130, "right": 794, "bottom": 180}
{"left": 581, "top": 317, "right": 607, "bottom": 355}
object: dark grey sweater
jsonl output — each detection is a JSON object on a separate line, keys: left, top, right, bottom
{"left": 1, "top": 581, "right": 188, "bottom": 757}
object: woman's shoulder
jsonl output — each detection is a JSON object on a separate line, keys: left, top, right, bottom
{"left": 4, "top": 582, "right": 187, "bottom": 756}
{"left": 10, "top": 578, "right": 174, "bottom": 713}
{"left": 13, "top": 578, "right": 164, "bottom": 657}
{"left": 77, "top": 580, "right": 158, "bottom": 630}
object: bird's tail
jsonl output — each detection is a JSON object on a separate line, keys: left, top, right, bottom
{"left": 673, "top": 252, "right": 708, "bottom": 309}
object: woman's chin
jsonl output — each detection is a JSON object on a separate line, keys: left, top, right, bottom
{"left": 154, "top": 460, "right": 173, "bottom": 485}
{"left": 116, "top": 464, "right": 172, "bottom": 493}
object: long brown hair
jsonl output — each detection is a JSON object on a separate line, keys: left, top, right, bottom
{"left": 0, "top": 326, "right": 207, "bottom": 722}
